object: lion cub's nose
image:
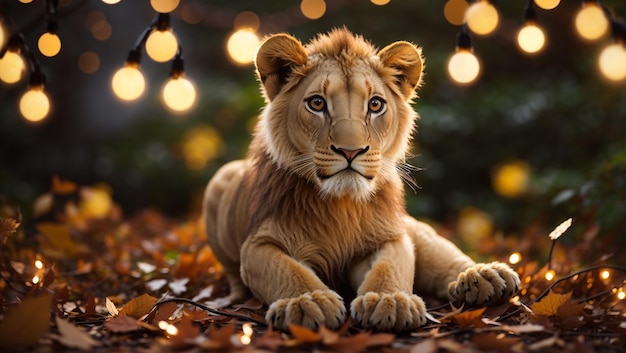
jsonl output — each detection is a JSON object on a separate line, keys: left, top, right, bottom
{"left": 330, "top": 145, "right": 370, "bottom": 163}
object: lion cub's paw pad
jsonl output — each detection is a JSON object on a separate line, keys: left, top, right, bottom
{"left": 449, "top": 262, "right": 521, "bottom": 307}
{"left": 266, "top": 290, "right": 346, "bottom": 331}
{"left": 350, "top": 292, "right": 427, "bottom": 331}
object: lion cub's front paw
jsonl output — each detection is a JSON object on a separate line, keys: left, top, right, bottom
{"left": 350, "top": 292, "right": 427, "bottom": 332}
{"left": 266, "top": 290, "right": 346, "bottom": 331}
{"left": 449, "top": 262, "right": 520, "bottom": 307}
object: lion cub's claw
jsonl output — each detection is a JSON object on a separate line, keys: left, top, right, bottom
{"left": 350, "top": 292, "right": 427, "bottom": 332}
{"left": 449, "top": 262, "right": 520, "bottom": 307}
{"left": 266, "top": 290, "right": 346, "bottom": 331}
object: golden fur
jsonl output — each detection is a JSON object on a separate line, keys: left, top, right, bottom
{"left": 202, "top": 28, "right": 520, "bottom": 332}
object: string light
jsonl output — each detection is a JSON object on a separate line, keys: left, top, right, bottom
{"left": 447, "top": 28, "right": 481, "bottom": 85}
{"left": 111, "top": 49, "right": 146, "bottom": 101}
{"left": 226, "top": 28, "right": 260, "bottom": 65}
{"left": 150, "top": 0, "right": 180, "bottom": 13}
{"left": 240, "top": 323, "right": 253, "bottom": 345}
{"left": 145, "top": 13, "right": 178, "bottom": 63}
{"left": 370, "top": 0, "right": 391, "bottom": 5}
{"left": 618, "top": 288, "right": 625, "bottom": 300}
{"left": 508, "top": 252, "right": 522, "bottom": 265}
{"left": 19, "top": 68, "right": 51, "bottom": 123}
{"left": 465, "top": 0, "right": 499, "bottom": 36}
{"left": 162, "top": 51, "right": 196, "bottom": 113}
{"left": 35, "top": 260, "right": 43, "bottom": 269}
{"left": 517, "top": 2, "right": 546, "bottom": 55}
{"left": 600, "top": 270, "right": 610, "bottom": 280}
{"left": 598, "top": 43, "right": 626, "bottom": 82}
{"left": 534, "top": 0, "right": 560, "bottom": 10}
{"left": 300, "top": 0, "right": 326, "bottom": 20}
{"left": 444, "top": 0, "right": 469, "bottom": 26}
{"left": 101, "top": 0, "right": 122, "bottom": 4}
{"left": 575, "top": 0, "right": 609, "bottom": 41}
{"left": 0, "top": 34, "right": 27, "bottom": 84}
{"left": 38, "top": 0, "right": 61, "bottom": 57}
{"left": 545, "top": 269, "right": 555, "bottom": 281}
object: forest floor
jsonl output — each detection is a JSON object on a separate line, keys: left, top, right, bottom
{"left": 1, "top": 177, "right": 625, "bottom": 352}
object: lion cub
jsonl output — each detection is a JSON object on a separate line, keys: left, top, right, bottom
{"left": 202, "top": 28, "right": 520, "bottom": 332}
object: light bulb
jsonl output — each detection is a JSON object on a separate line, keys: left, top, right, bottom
{"left": 0, "top": 24, "right": 5, "bottom": 49}
{"left": 465, "top": 1, "right": 499, "bottom": 36}
{"left": 226, "top": 29, "right": 260, "bottom": 65}
{"left": 101, "top": 0, "right": 121, "bottom": 4}
{"left": 150, "top": 0, "right": 180, "bottom": 13}
{"left": 575, "top": 3, "right": 609, "bottom": 41}
{"left": 447, "top": 50, "right": 480, "bottom": 85}
{"left": 0, "top": 51, "right": 26, "bottom": 84}
{"left": 300, "top": 0, "right": 326, "bottom": 20}
{"left": 19, "top": 87, "right": 50, "bottom": 122}
{"left": 444, "top": 0, "right": 469, "bottom": 26}
{"left": 370, "top": 0, "right": 390, "bottom": 5}
{"left": 534, "top": 0, "right": 560, "bottom": 10}
{"left": 145, "top": 29, "right": 178, "bottom": 63}
{"left": 111, "top": 64, "right": 146, "bottom": 101}
{"left": 162, "top": 76, "right": 197, "bottom": 112}
{"left": 38, "top": 32, "right": 61, "bottom": 57}
{"left": 517, "top": 23, "right": 546, "bottom": 54}
{"left": 598, "top": 43, "right": 626, "bottom": 82}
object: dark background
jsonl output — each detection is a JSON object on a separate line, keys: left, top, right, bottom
{"left": 1, "top": 0, "right": 625, "bottom": 252}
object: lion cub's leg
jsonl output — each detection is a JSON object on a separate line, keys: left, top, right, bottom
{"left": 240, "top": 226, "right": 346, "bottom": 331}
{"left": 405, "top": 216, "right": 520, "bottom": 307}
{"left": 349, "top": 235, "right": 428, "bottom": 331}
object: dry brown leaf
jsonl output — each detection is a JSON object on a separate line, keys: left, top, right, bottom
{"left": 36, "top": 222, "right": 85, "bottom": 258}
{"left": 32, "top": 193, "right": 54, "bottom": 218}
{"left": 150, "top": 301, "right": 178, "bottom": 325}
{"left": 169, "top": 316, "right": 201, "bottom": 344}
{"left": 472, "top": 332, "right": 520, "bottom": 351}
{"left": 453, "top": 307, "right": 488, "bottom": 327}
{"left": 327, "top": 332, "right": 370, "bottom": 353}
{"left": 409, "top": 338, "right": 438, "bottom": 353}
{"left": 55, "top": 316, "right": 99, "bottom": 350}
{"left": 256, "top": 327, "right": 284, "bottom": 351}
{"left": 119, "top": 293, "right": 158, "bottom": 319}
{"left": 530, "top": 291, "right": 572, "bottom": 317}
{"left": 366, "top": 332, "right": 395, "bottom": 347}
{"left": 0, "top": 217, "right": 19, "bottom": 244}
{"left": 0, "top": 294, "right": 52, "bottom": 349}
{"left": 288, "top": 323, "right": 322, "bottom": 343}
{"left": 104, "top": 314, "right": 141, "bottom": 333}
{"left": 52, "top": 176, "right": 78, "bottom": 195}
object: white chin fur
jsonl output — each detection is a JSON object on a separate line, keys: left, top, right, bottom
{"left": 318, "top": 172, "right": 375, "bottom": 202}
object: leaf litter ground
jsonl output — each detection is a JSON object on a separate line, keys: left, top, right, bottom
{"left": 1, "top": 178, "right": 625, "bottom": 352}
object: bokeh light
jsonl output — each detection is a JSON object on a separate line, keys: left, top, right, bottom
{"left": 575, "top": 2, "right": 609, "bottom": 41}
{"left": 508, "top": 252, "right": 522, "bottom": 265}
{"left": 0, "top": 24, "right": 6, "bottom": 49}
{"left": 517, "top": 24, "right": 546, "bottom": 54}
{"left": 111, "top": 64, "right": 145, "bottom": 101}
{"left": 0, "top": 50, "right": 26, "bottom": 84}
{"left": 371, "top": 0, "right": 391, "bottom": 5}
{"left": 234, "top": 11, "right": 260, "bottom": 31}
{"left": 598, "top": 43, "right": 626, "bottom": 82}
{"left": 301, "top": 0, "right": 326, "bottom": 20}
{"left": 457, "top": 207, "right": 493, "bottom": 243}
{"left": 150, "top": 0, "right": 180, "bottom": 13}
{"left": 447, "top": 50, "right": 480, "bottom": 85}
{"left": 101, "top": 0, "right": 121, "bottom": 4}
{"left": 492, "top": 161, "right": 530, "bottom": 198}
{"left": 78, "top": 51, "right": 100, "bottom": 74}
{"left": 181, "top": 126, "right": 224, "bottom": 171}
{"left": 534, "top": 0, "right": 560, "bottom": 10}
{"left": 465, "top": 0, "right": 499, "bottom": 36}
{"left": 80, "top": 187, "right": 113, "bottom": 218}
{"left": 226, "top": 29, "right": 260, "bottom": 66}
{"left": 162, "top": 76, "right": 197, "bottom": 113}
{"left": 38, "top": 32, "right": 62, "bottom": 57}
{"left": 145, "top": 29, "right": 178, "bottom": 63}
{"left": 19, "top": 87, "right": 50, "bottom": 123}
{"left": 444, "top": 0, "right": 469, "bottom": 26}
{"left": 545, "top": 269, "right": 555, "bottom": 281}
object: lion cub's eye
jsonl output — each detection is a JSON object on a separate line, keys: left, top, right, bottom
{"left": 368, "top": 97, "right": 386, "bottom": 114}
{"left": 306, "top": 95, "right": 327, "bottom": 113}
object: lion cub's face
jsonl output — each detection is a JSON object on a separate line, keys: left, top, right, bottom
{"left": 255, "top": 29, "right": 423, "bottom": 202}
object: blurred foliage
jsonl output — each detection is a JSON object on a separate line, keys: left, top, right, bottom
{"left": 0, "top": 0, "right": 625, "bottom": 254}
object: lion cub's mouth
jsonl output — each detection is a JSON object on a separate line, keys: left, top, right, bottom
{"left": 317, "top": 168, "right": 374, "bottom": 181}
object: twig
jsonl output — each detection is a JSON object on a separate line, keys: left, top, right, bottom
{"left": 154, "top": 297, "right": 267, "bottom": 327}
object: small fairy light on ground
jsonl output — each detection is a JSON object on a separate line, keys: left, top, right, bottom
{"left": 35, "top": 260, "right": 44, "bottom": 269}
{"left": 158, "top": 321, "right": 178, "bottom": 336}
{"left": 617, "top": 288, "right": 625, "bottom": 300}
{"left": 600, "top": 270, "right": 610, "bottom": 280}
{"left": 32, "top": 275, "right": 40, "bottom": 284}
{"left": 240, "top": 323, "right": 253, "bottom": 345}
{"left": 545, "top": 269, "right": 555, "bottom": 281}
{"left": 508, "top": 252, "right": 522, "bottom": 265}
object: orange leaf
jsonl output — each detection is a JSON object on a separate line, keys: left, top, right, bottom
{"left": 366, "top": 332, "right": 395, "bottom": 347}
{"left": 328, "top": 332, "right": 370, "bottom": 353}
{"left": 55, "top": 316, "right": 99, "bottom": 350}
{"left": 0, "top": 294, "right": 53, "bottom": 349}
{"left": 170, "top": 316, "right": 201, "bottom": 344}
{"left": 453, "top": 307, "right": 487, "bottom": 327}
{"left": 288, "top": 324, "right": 322, "bottom": 343}
{"left": 119, "top": 294, "right": 158, "bottom": 319}
{"left": 0, "top": 217, "right": 20, "bottom": 244}
{"left": 104, "top": 315, "right": 141, "bottom": 333}
{"left": 149, "top": 301, "right": 178, "bottom": 325}
{"left": 52, "top": 176, "right": 78, "bottom": 195}
{"left": 530, "top": 291, "right": 572, "bottom": 317}
{"left": 36, "top": 222, "right": 85, "bottom": 258}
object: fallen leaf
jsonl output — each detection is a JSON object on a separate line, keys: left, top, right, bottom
{"left": 168, "top": 277, "right": 189, "bottom": 295}
{"left": 0, "top": 217, "right": 20, "bottom": 244}
{"left": 119, "top": 293, "right": 158, "bottom": 319}
{"left": 530, "top": 291, "right": 572, "bottom": 317}
{"left": 55, "top": 316, "right": 100, "bottom": 350}
{"left": 36, "top": 222, "right": 85, "bottom": 258}
{"left": 207, "top": 322, "right": 236, "bottom": 349}
{"left": 191, "top": 285, "right": 214, "bottom": 302}
{"left": 32, "top": 193, "right": 53, "bottom": 218}
{"left": 472, "top": 332, "right": 520, "bottom": 351}
{"left": 548, "top": 218, "right": 572, "bottom": 240}
{"left": 0, "top": 295, "right": 53, "bottom": 349}
{"left": 288, "top": 324, "right": 322, "bottom": 343}
{"left": 169, "top": 315, "right": 201, "bottom": 344}
{"left": 483, "top": 324, "right": 545, "bottom": 334}
{"left": 327, "top": 332, "right": 370, "bottom": 353}
{"left": 137, "top": 261, "right": 157, "bottom": 274}
{"left": 409, "top": 338, "right": 438, "bottom": 353}
{"left": 52, "top": 176, "right": 78, "bottom": 195}
{"left": 104, "top": 314, "right": 141, "bottom": 333}
{"left": 453, "top": 307, "right": 488, "bottom": 327}
{"left": 105, "top": 297, "right": 119, "bottom": 316}
{"left": 256, "top": 327, "right": 284, "bottom": 351}
{"left": 146, "top": 279, "right": 168, "bottom": 292}
{"left": 150, "top": 301, "right": 178, "bottom": 325}
{"left": 366, "top": 332, "right": 395, "bottom": 347}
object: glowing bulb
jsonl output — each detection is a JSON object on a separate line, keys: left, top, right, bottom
{"left": 165, "top": 324, "right": 178, "bottom": 336}
{"left": 32, "top": 275, "right": 40, "bottom": 284}
{"left": 598, "top": 43, "right": 626, "bottom": 82}
{"left": 19, "top": 87, "right": 50, "bottom": 122}
{"left": 242, "top": 323, "right": 253, "bottom": 336}
{"left": 162, "top": 76, "right": 196, "bottom": 112}
{"left": 601, "top": 270, "right": 610, "bottom": 280}
{"left": 240, "top": 335, "right": 251, "bottom": 345}
{"left": 465, "top": 0, "right": 499, "bottom": 36}
{"left": 575, "top": 3, "right": 609, "bottom": 41}
{"left": 545, "top": 270, "right": 555, "bottom": 281}
{"left": 447, "top": 50, "right": 480, "bottom": 84}
{"left": 101, "top": 0, "right": 121, "bottom": 4}
{"left": 38, "top": 32, "right": 62, "bottom": 57}
{"left": 444, "top": 0, "right": 469, "bottom": 26}
{"left": 226, "top": 29, "right": 260, "bottom": 65}
{"left": 145, "top": 29, "right": 178, "bottom": 63}
{"left": 517, "top": 23, "right": 546, "bottom": 54}
{"left": 508, "top": 252, "right": 522, "bottom": 265}
{"left": 0, "top": 24, "right": 5, "bottom": 49}
{"left": 534, "top": 0, "right": 560, "bottom": 10}
{"left": 300, "top": 0, "right": 326, "bottom": 20}
{"left": 618, "top": 290, "right": 625, "bottom": 300}
{"left": 35, "top": 260, "right": 44, "bottom": 269}
{"left": 370, "top": 0, "right": 390, "bottom": 5}
{"left": 111, "top": 64, "right": 145, "bottom": 101}
{"left": 0, "top": 51, "right": 26, "bottom": 84}
{"left": 150, "top": 0, "right": 180, "bottom": 13}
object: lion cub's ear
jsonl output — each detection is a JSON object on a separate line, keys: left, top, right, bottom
{"left": 255, "top": 34, "right": 308, "bottom": 101}
{"left": 378, "top": 41, "right": 424, "bottom": 100}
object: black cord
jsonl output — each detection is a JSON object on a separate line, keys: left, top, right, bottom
{"left": 154, "top": 297, "right": 268, "bottom": 327}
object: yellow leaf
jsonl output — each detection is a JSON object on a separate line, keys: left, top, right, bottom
{"left": 119, "top": 294, "right": 158, "bottom": 319}
{"left": 55, "top": 316, "right": 99, "bottom": 350}
{"left": 288, "top": 324, "right": 322, "bottom": 343}
{"left": 530, "top": 291, "right": 572, "bottom": 316}
{"left": 36, "top": 222, "right": 84, "bottom": 258}
{"left": 0, "top": 294, "right": 53, "bottom": 349}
